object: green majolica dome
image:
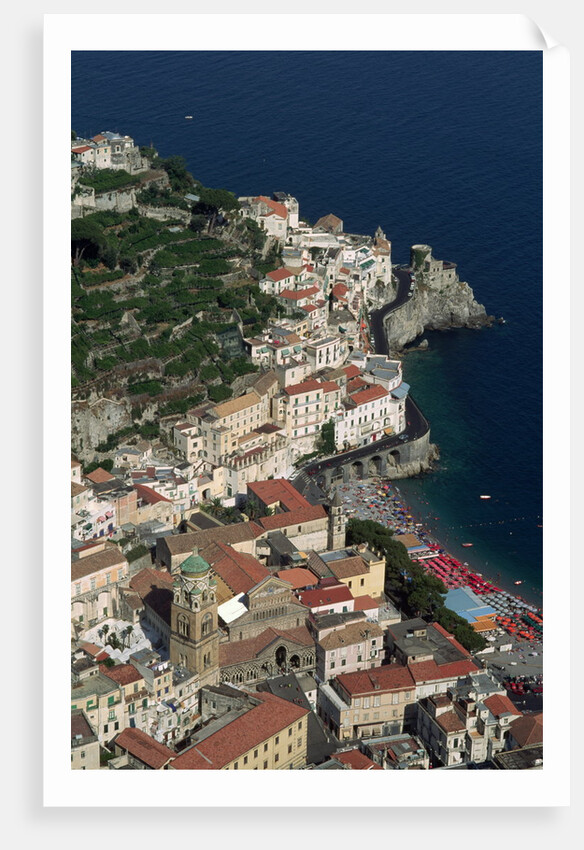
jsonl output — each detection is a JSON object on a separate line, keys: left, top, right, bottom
{"left": 180, "top": 552, "right": 211, "bottom": 576}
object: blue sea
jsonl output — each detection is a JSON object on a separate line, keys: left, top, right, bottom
{"left": 71, "top": 50, "right": 543, "bottom": 603}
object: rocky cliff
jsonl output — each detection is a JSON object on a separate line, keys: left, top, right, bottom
{"left": 383, "top": 244, "right": 493, "bottom": 351}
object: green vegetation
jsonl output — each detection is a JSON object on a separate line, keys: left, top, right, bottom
{"left": 346, "top": 518, "right": 486, "bottom": 653}
{"left": 316, "top": 419, "right": 336, "bottom": 456}
{"left": 83, "top": 458, "right": 114, "bottom": 475}
{"left": 126, "top": 544, "right": 151, "bottom": 563}
{"left": 127, "top": 379, "right": 164, "bottom": 397}
{"left": 208, "top": 384, "right": 233, "bottom": 403}
{"left": 78, "top": 169, "right": 141, "bottom": 193}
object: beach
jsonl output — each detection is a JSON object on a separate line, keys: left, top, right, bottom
{"left": 340, "top": 477, "right": 543, "bottom": 687}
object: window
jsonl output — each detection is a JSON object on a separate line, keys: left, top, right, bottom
{"left": 297, "top": 738, "right": 302, "bottom": 748}
{"left": 244, "top": 756, "right": 248, "bottom": 765}
{"left": 275, "top": 754, "right": 279, "bottom": 763}
{"left": 373, "top": 696, "right": 381, "bottom": 707}
{"left": 254, "top": 749, "right": 258, "bottom": 759}
{"left": 288, "top": 745, "right": 292, "bottom": 754}
{"left": 234, "top": 762, "right": 238, "bottom": 770}
{"left": 275, "top": 736, "right": 279, "bottom": 745}
{"left": 363, "top": 698, "right": 370, "bottom": 709}
{"left": 354, "top": 699, "right": 361, "bottom": 708}
{"left": 298, "top": 722, "right": 302, "bottom": 730}
{"left": 330, "top": 662, "right": 335, "bottom": 670}
{"left": 360, "top": 579, "right": 365, "bottom": 587}
{"left": 263, "top": 761, "right": 268, "bottom": 769}
{"left": 341, "top": 659, "right": 346, "bottom": 666}
{"left": 288, "top": 728, "right": 293, "bottom": 736}
{"left": 264, "top": 743, "right": 268, "bottom": 752}
{"left": 108, "top": 710, "right": 115, "bottom": 721}
{"left": 81, "top": 751, "right": 85, "bottom": 759}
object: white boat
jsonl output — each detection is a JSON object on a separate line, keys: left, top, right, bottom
{"left": 480, "top": 495, "right": 491, "bottom": 500}
{"left": 185, "top": 115, "right": 193, "bottom": 119}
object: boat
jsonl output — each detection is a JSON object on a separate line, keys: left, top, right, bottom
{"left": 461, "top": 543, "right": 473, "bottom": 548}
{"left": 185, "top": 115, "right": 193, "bottom": 119}
{"left": 479, "top": 495, "right": 491, "bottom": 500}
{"left": 514, "top": 580, "right": 523, "bottom": 585}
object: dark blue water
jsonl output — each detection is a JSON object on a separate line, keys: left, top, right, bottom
{"left": 72, "top": 51, "right": 542, "bottom": 602}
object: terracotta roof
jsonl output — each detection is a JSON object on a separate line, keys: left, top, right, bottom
{"left": 275, "top": 568, "right": 319, "bottom": 590}
{"left": 247, "top": 478, "right": 310, "bottom": 511}
{"left": 437, "top": 659, "right": 481, "bottom": 679}
{"left": 339, "top": 267, "right": 351, "bottom": 275}
{"left": 483, "top": 694, "right": 522, "bottom": 719}
{"left": 327, "top": 555, "right": 369, "bottom": 579}
{"left": 209, "top": 543, "right": 270, "bottom": 595}
{"left": 278, "top": 286, "right": 320, "bottom": 301}
{"left": 86, "top": 467, "right": 115, "bottom": 484}
{"left": 509, "top": 712, "right": 543, "bottom": 748}
{"left": 99, "top": 663, "right": 143, "bottom": 686}
{"left": 353, "top": 595, "right": 378, "bottom": 611}
{"left": 212, "top": 390, "right": 262, "bottom": 418}
{"left": 347, "top": 376, "right": 369, "bottom": 393}
{"left": 266, "top": 268, "right": 295, "bottom": 282}
{"left": 71, "top": 481, "right": 88, "bottom": 498}
{"left": 298, "top": 584, "right": 353, "bottom": 609}
{"left": 285, "top": 378, "right": 339, "bottom": 397}
{"left": 113, "top": 727, "right": 175, "bottom": 769}
{"left": 335, "top": 665, "right": 416, "bottom": 697}
{"left": 253, "top": 196, "right": 288, "bottom": 220}
{"left": 258, "top": 505, "right": 327, "bottom": 531}
{"left": 333, "top": 750, "right": 382, "bottom": 770}
{"left": 161, "top": 523, "right": 264, "bottom": 556}
{"left": 129, "top": 567, "right": 174, "bottom": 598}
{"left": 300, "top": 304, "right": 317, "bottom": 313}
{"left": 171, "top": 691, "right": 308, "bottom": 770}
{"left": 134, "top": 483, "right": 172, "bottom": 505}
{"left": 342, "top": 365, "right": 361, "bottom": 379}
{"left": 436, "top": 710, "right": 466, "bottom": 734}
{"left": 71, "top": 547, "right": 127, "bottom": 582}
{"left": 349, "top": 384, "right": 388, "bottom": 406}
{"left": 78, "top": 641, "right": 103, "bottom": 658}
{"left": 71, "top": 145, "right": 93, "bottom": 153}
{"left": 407, "top": 660, "right": 443, "bottom": 682}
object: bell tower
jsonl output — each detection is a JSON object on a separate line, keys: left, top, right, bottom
{"left": 169, "top": 549, "right": 220, "bottom": 688}
{"left": 327, "top": 488, "right": 346, "bottom": 551}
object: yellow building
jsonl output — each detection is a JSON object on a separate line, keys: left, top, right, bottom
{"left": 170, "top": 691, "right": 309, "bottom": 770}
{"left": 322, "top": 545, "right": 386, "bottom": 601}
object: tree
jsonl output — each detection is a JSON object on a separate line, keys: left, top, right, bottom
{"left": 71, "top": 130, "right": 77, "bottom": 141}
{"left": 71, "top": 217, "right": 107, "bottom": 266}
{"left": 189, "top": 214, "right": 208, "bottom": 233}
{"left": 317, "top": 419, "right": 336, "bottom": 455}
{"left": 160, "top": 155, "right": 194, "bottom": 192}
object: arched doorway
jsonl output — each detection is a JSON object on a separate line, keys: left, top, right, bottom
{"left": 290, "top": 654, "right": 301, "bottom": 669}
{"left": 388, "top": 450, "right": 400, "bottom": 466}
{"left": 275, "top": 645, "right": 287, "bottom": 670}
{"left": 350, "top": 460, "right": 364, "bottom": 480}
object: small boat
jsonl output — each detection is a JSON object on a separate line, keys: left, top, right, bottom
{"left": 479, "top": 495, "right": 491, "bottom": 500}
{"left": 461, "top": 543, "right": 473, "bottom": 548}
{"left": 514, "top": 580, "right": 523, "bottom": 585}
{"left": 185, "top": 115, "right": 193, "bottom": 119}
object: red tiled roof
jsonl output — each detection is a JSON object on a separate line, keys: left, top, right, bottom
{"left": 129, "top": 567, "right": 174, "bottom": 596}
{"left": 72, "top": 145, "right": 93, "bottom": 153}
{"left": 334, "top": 750, "right": 383, "bottom": 770}
{"left": 509, "top": 712, "right": 543, "bottom": 747}
{"left": 331, "top": 283, "right": 349, "bottom": 298}
{"left": 339, "top": 267, "right": 351, "bottom": 275}
{"left": 436, "top": 710, "right": 466, "bottom": 734}
{"left": 335, "top": 664, "right": 416, "bottom": 697}
{"left": 209, "top": 543, "right": 270, "bottom": 595}
{"left": 171, "top": 691, "right": 308, "bottom": 770}
{"left": 484, "top": 693, "right": 522, "bottom": 718}
{"left": 278, "top": 286, "right": 321, "bottom": 301}
{"left": 253, "top": 196, "right": 288, "bottom": 220}
{"left": 301, "top": 304, "right": 317, "bottom": 313}
{"left": 134, "top": 483, "right": 172, "bottom": 505}
{"left": 113, "top": 727, "right": 175, "bottom": 769}
{"left": 258, "top": 505, "right": 327, "bottom": 531}
{"left": 347, "top": 376, "right": 369, "bottom": 393}
{"left": 298, "top": 584, "right": 353, "bottom": 608}
{"left": 99, "top": 663, "right": 143, "bottom": 686}
{"left": 407, "top": 660, "right": 443, "bottom": 682}
{"left": 275, "top": 568, "right": 319, "bottom": 590}
{"left": 284, "top": 378, "right": 339, "bottom": 397}
{"left": 349, "top": 384, "right": 388, "bottom": 406}
{"left": 247, "top": 478, "right": 310, "bottom": 511}
{"left": 342, "top": 365, "right": 361, "bottom": 379}
{"left": 437, "top": 659, "right": 481, "bottom": 679}
{"left": 85, "top": 467, "right": 115, "bottom": 484}
{"left": 266, "top": 268, "right": 294, "bottom": 282}
{"left": 353, "top": 595, "right": 378, "bottom": 611}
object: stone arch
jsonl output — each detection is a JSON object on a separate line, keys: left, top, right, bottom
{"left": 275, "top": 645, "right": 287, "bottom": 669}
{"left": 388, "top": 449, "right": 401, "bottom": 466}
{"left": 290, "top": 654, "right": 301, "bottom": 669}
{"left": 331, "top": 467, "right": 344, "bottom": 484}
{"left": 368, "top": 455, "right": 384, "bottom": 477}
{"left": 350, "top": 460, "right": 364, "bottom": 480}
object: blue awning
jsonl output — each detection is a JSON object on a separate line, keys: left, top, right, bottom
{"left": 391, "top": 382, "right": 410, "bottom": 399}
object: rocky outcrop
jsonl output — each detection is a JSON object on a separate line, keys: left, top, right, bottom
{"left": 72, "top": 395, "right": 133, "bottom": 461}
{"left": 383, "top": 245, "right": 493, "bottom": 351}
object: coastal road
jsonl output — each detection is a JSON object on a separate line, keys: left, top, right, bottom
{"left": 369, "top": 268, "right": 413, "bottom": 355}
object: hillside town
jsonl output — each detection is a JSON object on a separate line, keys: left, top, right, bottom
{"left": 71, "top": 132, "right": 542, "bottom": 772}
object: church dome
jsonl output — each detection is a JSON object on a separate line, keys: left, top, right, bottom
{"left": 180, "top": 552, "right": 211, "bottom": 576}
